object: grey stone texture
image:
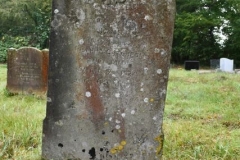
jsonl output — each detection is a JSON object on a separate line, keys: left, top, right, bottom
{"left": 42, "top": 0, "right": 175, "bottom": 159}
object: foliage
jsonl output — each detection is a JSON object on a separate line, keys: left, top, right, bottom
{"left": 21, "top": 0, "right": 51, "bottom": 49}
{"left": 3, "top": 88, "right": 16, "bottom": 97}
{"left": 172, "top": 0, "right": 240, "bottom": 67}
{"left": 222, "top": 0, "right": 240, "bottom": 66}
{"left": 1, "top": 0, "right": 240, "bottom": 66}
{"left": 0, "top": 0, "right": 51, "bottom": 59}
{"left": 0, "top": 35, "right": 30, "bottom": 63}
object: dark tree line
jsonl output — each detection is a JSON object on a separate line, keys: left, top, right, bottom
{"left": 0, "top": 0, "right": 240, "bottom": 66}
{"left": 172, "top": 0, "right": 240, "bottom": 66}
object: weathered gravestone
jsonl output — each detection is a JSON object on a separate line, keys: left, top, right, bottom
{"left": 42, "top": 0, "right": 175, "bottom": 159}
{"left": 7, "top": 47, "right": 49, "bottom": 95}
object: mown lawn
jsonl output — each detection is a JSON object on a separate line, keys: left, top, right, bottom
{"left": 163, "top": 69, "right": 240, "bottom": 160}
{"left": 0, "top": 64, "right": 239, "bottom": 159}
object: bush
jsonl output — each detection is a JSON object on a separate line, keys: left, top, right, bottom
{"left": 0, "top": 35, "right": 30, "bottom": 63}
{"left": 3, "top": 88, "right": 16, "bottom": 97}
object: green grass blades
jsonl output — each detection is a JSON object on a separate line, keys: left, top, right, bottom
{"left": 0, "top": 64, "right": 45, "bottom": 160}
{"left": 163, "top": 69, "right": 240, "bottom": 160}
{"left": 0, "top": 65, "right": 240, "bottom": 159}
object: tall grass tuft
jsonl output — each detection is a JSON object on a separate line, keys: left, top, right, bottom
{"left": 0, "top": 64, "right": 45, "bottom": 160}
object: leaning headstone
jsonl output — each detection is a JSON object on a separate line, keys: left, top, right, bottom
{"left": 42, "top": 1, "right": 175, "bottom": 159}
{"left": 7, "top": 47, "right": 49, "bottom": 95}
{"left": 220, "top": 58, "right": 234, "bottom": 72}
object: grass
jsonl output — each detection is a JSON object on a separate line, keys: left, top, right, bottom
{"left": 0, "top": 64, "right": 46, "bottom": 160}
{"left": 163, "top": 69, "right": 240, "bottom": 160}
{"left": 0, "top": 64, "right": 239, "bottom": 159}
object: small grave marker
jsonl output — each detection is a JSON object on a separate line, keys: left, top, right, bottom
{"left": 7, "top": 47, "right": 49, "bottom": 95}
{"left": 220, "top": 58, "right": 234, "bottom": 72}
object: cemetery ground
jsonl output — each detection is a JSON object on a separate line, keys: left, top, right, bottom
{"left": 0, "top": 64, "right": 239, "bottom": 160}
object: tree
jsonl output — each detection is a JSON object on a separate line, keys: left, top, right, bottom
{"left": 172, "top": 0, "right": 240, "bottom": 66}
{"left": 0, "top": 0, "right": 51, "bottom": 48}
{"left": 22, "top": 0, "right": 51, "bottom": 48}
{"left": 222, "top": 0, "right": 240, "bottom": 66}
{"left": 0, "top": 0, "right": 51, "bottom": 62}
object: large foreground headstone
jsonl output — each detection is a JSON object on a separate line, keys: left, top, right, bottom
{"left": 42, "top": 1, "right": 175, "bottom": 159}
{"left": 7, "top": 47, "right": 49, "bottom": 95}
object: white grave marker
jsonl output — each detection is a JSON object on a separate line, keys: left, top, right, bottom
{"left": 220, "top": 58, "right": 234, "bottom": 72}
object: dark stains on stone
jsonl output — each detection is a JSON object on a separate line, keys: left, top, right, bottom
{"left": 89, "top": 147, "right": 96, "bottom": 159}
{"left": 58, "top": 143, "right": 64, "bottom": 148}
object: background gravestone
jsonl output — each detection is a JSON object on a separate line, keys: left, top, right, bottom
{"left": 42, "top": 0, "right": 175, "bottom": 159}
{"left": 7, "top": 47, "right": 49, "bottom": 95}
{"left": 220, "top": 58, "right": 234, "bottom": 72}
{"left": 184, "top": 60, "right": 199, "bottom": 70}
{"left": 210, "top": 59, "right": 220, "bottom": 69}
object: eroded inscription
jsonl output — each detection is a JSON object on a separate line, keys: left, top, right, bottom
{"left": 102, "top": 0, "right": 126, "bottom": 5}
{"left": 14, "top": 62, "right": 41, "bottom": 82}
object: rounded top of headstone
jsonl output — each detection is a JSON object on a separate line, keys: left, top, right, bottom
{"left": 42, "top": 49, "right": 49, "bottom": 52}
{"left": 8, "top": 48, "right": 17, "bottom": 51}
{"left": 18, "top": 47, "right": 42, "bottom": 53}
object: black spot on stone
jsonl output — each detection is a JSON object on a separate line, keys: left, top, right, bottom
{"left": 82, "top": 149, "right": 85, "bottom": 152}
{"left": 100, "top": 148, "right": 103, "bottom": 152}
{"left": 58, "top": 143, "right": 63, "bottom": 148}
{"left": 89, "top": 147, "right": 96, "bottom": 159}
{"left": 102, "top": 131, "right": 105, "bottom": 135}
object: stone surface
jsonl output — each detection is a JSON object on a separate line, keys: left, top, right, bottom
{"left": 235, "top": 69, "right": 240, "bottom": 74}
{"left": 198, "top": 70, "right": 214, "bottom": 74}
{"left": 42, "top": 0, "right": 175, "bottom": 159}
{"left": 7, "top": 47, "right": 49, "bottom": 95}
{"left": 220, "top": 58, "right": 234, "bottom": 72}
